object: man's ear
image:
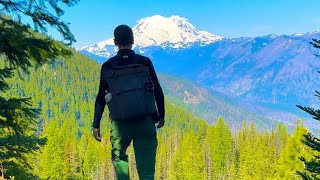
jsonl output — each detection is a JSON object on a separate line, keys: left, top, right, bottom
{"left": 114, "top": 38, "right": 117, "bottom": 45}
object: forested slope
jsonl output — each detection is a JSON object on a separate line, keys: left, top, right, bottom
{"left": 1, "top": 53, "right": 318, "bottom": 179}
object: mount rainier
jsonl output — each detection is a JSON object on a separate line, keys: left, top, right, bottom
{"left": 79, "top": 15, "right": 222, "bottom": 59}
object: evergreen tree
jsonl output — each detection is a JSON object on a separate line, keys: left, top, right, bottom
{"left": 205, "top": 117, "right": 234, "bottom": 179}
{"left": 171, "top": 130, "right": 206, "bottom": 180}
{"left": 0, "top": 1, "right": 78, "bottom": 178}
{"left": 236, "top": 122, "right": 257, "bottom": 179}
{"left": 296, "top": 38, "right": 320, "bottom": 179}
{"left": 274, "top": 123, "right": 289, "bottom": 158}
{"left": 36, "top": 119, "right": 65, "bottom": 179}
{"left": 235, "top": 121, "right": 278, "bottom": 180}
{"left": 276, "top": 121, "right": 315, "bottom": 180}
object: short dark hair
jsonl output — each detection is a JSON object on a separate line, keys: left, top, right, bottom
{"left": 114, "top": 25, "right": 134, "bottom": 46}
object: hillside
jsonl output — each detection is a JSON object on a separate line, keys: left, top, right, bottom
{"left": 2, "top": 50, "right": 317, "bottom": 179}
{"left": 158, "top": 74, "right": 276, "bottom": 132}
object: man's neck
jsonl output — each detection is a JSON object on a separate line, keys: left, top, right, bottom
{"left": 118, "top": 45, "right": 133, "bottom": 50}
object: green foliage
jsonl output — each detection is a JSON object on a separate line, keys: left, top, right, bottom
{"left": 235, "top": 122, "right": 278, "bottom": 180}
{"left": 0, "top": 0, "right": 78, "bottom": 178}
{"left": 175, "top": 131, "right": 206, "bottom": 180}
{"left": 0, "top": 18, "right": 72, "bottom": 72}
{"left": 0, "top": 96, "right": 45, "bottom": 178}
{"left": 3, "top": 49, "right": 316, "bottom": 179}
{"left": 0, "top": 0, "right": 79, "bottom": 45}
{"left": 298, "top": 133, "right": 320, "bottom": 179}
{"left": 276, "top": 121, "right": 315, "bottom": 179}
{"left": 310, "top": 39, "right": 320, "bottom": 55}
{"left": 295, "top": 38, "right": 320, "bottom": 179}
{"left": 205, "top": 117, "right": 234, "bottom": 179}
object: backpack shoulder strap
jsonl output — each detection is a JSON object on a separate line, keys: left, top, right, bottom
{"left": 133, "top": 54, "right": 142, "bottom": 64}
{"left": 108, "top": 55, "right": 119, "bottom": 69}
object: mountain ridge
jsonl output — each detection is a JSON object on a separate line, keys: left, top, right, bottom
{"left": 78, "top": 15, "right": 320, "bottom": 131}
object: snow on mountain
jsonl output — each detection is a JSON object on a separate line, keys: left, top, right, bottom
{"left": 78, "top": 15, "right": 222, "bottom": 57}
{"left": 133, "top": 15, "right": 221, "bottom": 47}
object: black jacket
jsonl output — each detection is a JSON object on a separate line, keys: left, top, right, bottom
{"left": 93, "top": 49, "right": 165, "bottom": 128}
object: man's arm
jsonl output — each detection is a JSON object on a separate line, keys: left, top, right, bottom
{"left": 93, "top": 65, "right": 107, "bottom": 129}
{"left": 146, "top": 58, "right": 165, "bottom": 121}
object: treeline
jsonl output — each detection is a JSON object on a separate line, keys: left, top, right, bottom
{"left": 1, "top": 54, "right": 319, "bottom": 179}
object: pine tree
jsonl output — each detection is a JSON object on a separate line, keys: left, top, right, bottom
{"left": 172, "top": 130, "right": 206, "bottom": 180}
{"left": 235, "top": 121, "right": 279, "bottom": 180}
{"left": 274, "top": 123, "right": 289, "bottom": 158}
{"left": 276, "top": 121, "right": 315, "bottom": 180}
{"left": 296, "top": 38, "right": 320, "bottom": 179}
{"left": 0, "top": 1, "right": 78, "bottom": 178}
{"left": 205, "top": 117, "right": 234, "bottom": 179}
{"left": 36, "top": 119, "right": 65, "bottom": 179}
{"left": 236, "top": 122, "right": 257, "bottom": 179}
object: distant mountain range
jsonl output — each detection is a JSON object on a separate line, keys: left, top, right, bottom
{"left": 158, "top": 74, "right": 320, "bottom": 134}
{"left": 78, "top": 15, "right": 320, "bottom": 130}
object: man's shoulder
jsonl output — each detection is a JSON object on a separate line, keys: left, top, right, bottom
{"left": 136, "top": 54, "right": 152, "bottom": 65}
{"left": 101, "top": 53, "right": 153, "bottom": 68}
{"left": 101, "top": 56, "right": 116, "bottom": 69}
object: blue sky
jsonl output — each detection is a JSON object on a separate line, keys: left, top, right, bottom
{"left": 51, "top": 0, "right": 320, "bottom": 48}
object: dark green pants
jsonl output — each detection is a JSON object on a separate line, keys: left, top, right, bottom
{"left": 110, "top": 117, "right": 157, "bottom": 180}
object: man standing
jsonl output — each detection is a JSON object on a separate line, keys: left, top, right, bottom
{"left": 92, "top": 25, "right": 165, "bottom": 180}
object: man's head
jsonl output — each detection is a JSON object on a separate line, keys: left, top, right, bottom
{"left": 114, "top": 25, "right": 134, "bottom": 49}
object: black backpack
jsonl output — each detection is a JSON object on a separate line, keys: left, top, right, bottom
{"left": 105, "top": 55, "right": 157, "bottom": 121}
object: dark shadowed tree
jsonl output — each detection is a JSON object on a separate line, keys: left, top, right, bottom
{"left": 0, "top": 0, "right": 78, "bottom": 178}
{"left": 296, "top": 38, "right": 320, "bottom": 180}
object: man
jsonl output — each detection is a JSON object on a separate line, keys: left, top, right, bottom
{"left": 92, "top": 24, "right": 165, "bottom": 180}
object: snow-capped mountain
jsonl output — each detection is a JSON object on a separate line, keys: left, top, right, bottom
{"left": 78, "top": 15, "right": 222, "bottom": 58}
{"left": 132, "top": 15, "right": 221, "bottom": 47}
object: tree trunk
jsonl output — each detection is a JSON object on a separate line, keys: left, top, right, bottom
{"left": 0, "top": 161, "right": 4, "bottom": 180}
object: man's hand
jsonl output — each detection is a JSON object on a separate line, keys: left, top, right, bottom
{"left": 93, "top": 128, "right": 101, "bottom": 142}
{"left": 156, "top": 118, "right": 165, "bottom": 128}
